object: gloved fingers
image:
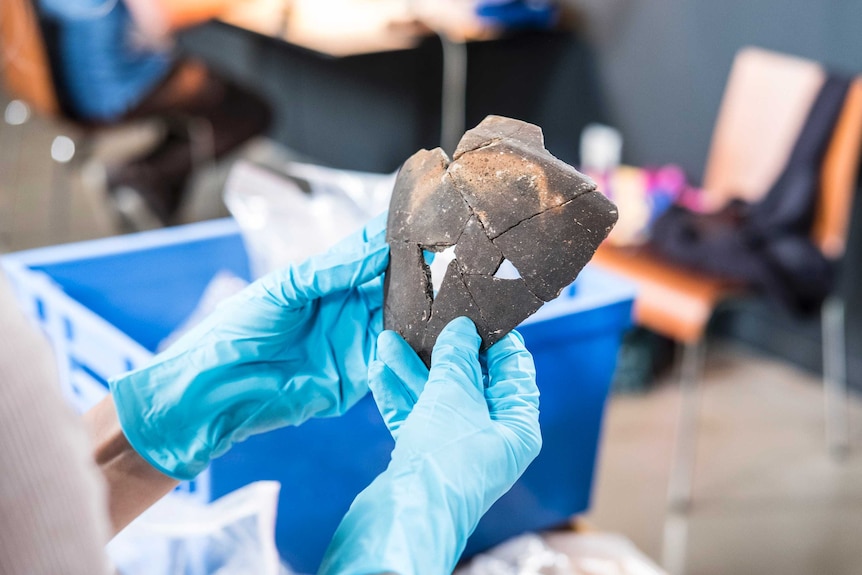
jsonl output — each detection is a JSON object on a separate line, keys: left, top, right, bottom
{"left": 358, "top": 275, "right": 386, "bottom": 321}
{"left": 485, "top": 330, "right": 539, "bottom": 412}
{"left": 368, "top": 301, "right": 384, "bottom": 339}
{"left": 376, "top": 330, "right": 429, "bottom": 404}
{"left": 368, "top": 331, "right": 428, "bottom": 439}
{"left": 353, "top": 275, "right": 385, "bottom": 348}
{"left": 427, "top": 317, "right": 484, "bottom": 399}
{"left": 262, "top": 212, "right": 390, "bottom": 307}
{"left": 484, "top": 330, "right": 541, "bottom": 456}
{"left": 367, "top": 359, "right": 404, "bottom": 437}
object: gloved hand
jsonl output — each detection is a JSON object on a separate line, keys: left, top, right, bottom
{"left": 109, "top": 214, "right": 389, "bottom": 480}
{"left": 319, "top": 317, "right": 542, "bottom": 575}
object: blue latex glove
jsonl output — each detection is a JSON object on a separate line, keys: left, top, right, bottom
{"left": 319, "top": 317, "right": 542, "bottom": 575}
{"left": 109, "top": 214, "right": 389, "bottom": 480}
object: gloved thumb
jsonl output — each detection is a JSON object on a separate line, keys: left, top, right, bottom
{"left": 427, "top": 317, "right": 484, "bottom": 397}
{"left": 368, "top": 330, "right": 428, "bottom": 439}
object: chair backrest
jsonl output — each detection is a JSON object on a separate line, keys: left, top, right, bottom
{"left": 811, "top": 77, "right": 862, "bottom": 258}
{"left": 702, "top": 47, "right": 825, "bottom": 209}
{"left": 702, "top": 46, "right": 862, "bottom": 259}
{"left": 0, "top": 0, "right": 60, "bottom": 116}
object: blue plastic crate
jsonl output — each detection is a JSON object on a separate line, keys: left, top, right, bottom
{"left": 2, "top": 219, "right": 634, "bottom": 573}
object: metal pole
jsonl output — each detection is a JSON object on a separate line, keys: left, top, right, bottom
{"left": 439, "top": 35, "right": 468, "bottom": 156}
{"left": 667, "top": 339, "right": 705, "bottom": 511}
{"left": 661, "top": 510, "right": 690, "bottom": 575}
{"left": 823, "top": 296, "right": 849, "bottom": 458}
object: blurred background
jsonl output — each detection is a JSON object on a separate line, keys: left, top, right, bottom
{"left": 2, "top": 1, "right": 862, "bottom": 574}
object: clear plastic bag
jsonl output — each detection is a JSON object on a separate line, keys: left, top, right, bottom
{"left": 456, "top": 534, "right": 573, "bottom": 575}
{"left": 107, "top": 481, "right": 298, "bottom": 575}
{"left": 224, "top": 160, "right": 394, "bottom": 278}
{"left": 456, "top": 532, "right": 666, "bottom": 575}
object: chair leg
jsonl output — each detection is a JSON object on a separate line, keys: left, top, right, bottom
{"left": 661, "top": 508, "right": 691, "bottom": 575}
{"left": 822, "top": 296, "right": 849, "bottom": 459}
{"left": 667, "top": 339, "right": 706, "bottom": 512}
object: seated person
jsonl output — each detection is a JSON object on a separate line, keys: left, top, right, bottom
{"left": 37, "top": 0, "right": 272, "bottom": 224}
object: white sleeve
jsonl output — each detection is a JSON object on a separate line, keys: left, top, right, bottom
{"left": 0, "top": 274, "right": 113, "bottom": 575}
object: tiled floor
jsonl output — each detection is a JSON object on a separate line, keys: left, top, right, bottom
{"left": 588, "top": 341, "right": 862, "bottom": 575}
{"left": 0, "top": 94, "right": 266, "bottom": 253}
{"left": 3, "top": 96, "right": 862, "bottom": 575}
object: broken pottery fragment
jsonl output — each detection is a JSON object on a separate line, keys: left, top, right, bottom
{"left": 387, "top": 148, "right": 471, "bottom": 246}
{"left": 421, "top": 262, "right": 481, "bottom": 365}
{"left": 384, "top": 115, "right": 618, "bottom": 365}
{"left": 493, "top": 191, "right": 615, "bottom": 301}
{"left": 462, "top": 273, "right": 545, "bottom": 344}
{"left": 383, "top": 241, "right": 432, "bottom": 354}
{"left": 455, "top": 216, "right": 504, "bottom": 275}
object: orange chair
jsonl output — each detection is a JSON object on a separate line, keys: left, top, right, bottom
{"left": 592, "top": 47, "right": 862, "bottom": 509}
{"left": 0, "top": 0, "right": 59, "bottom": 116}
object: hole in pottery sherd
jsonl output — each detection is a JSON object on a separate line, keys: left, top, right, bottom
{"left": 493, "top": 258, "right": 522, "bottom": 280}
{"left": 423, "top": 244, "right": 458, "bottom": 299}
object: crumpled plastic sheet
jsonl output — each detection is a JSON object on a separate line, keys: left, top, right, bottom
{"left": 224, "top": 159, "right": 395, "bottom": 278}
{"left": 107, "top": 481, "right": 300, "bottom": 575}
{"left": 456, "top": 532, "right": 666, "bottom": 575}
